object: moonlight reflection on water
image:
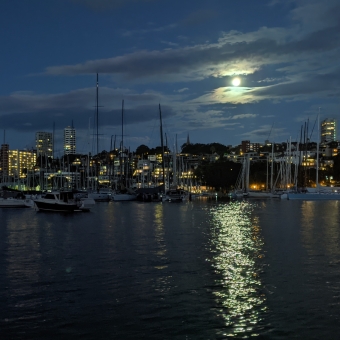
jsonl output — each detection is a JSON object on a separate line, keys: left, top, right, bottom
{"left": 209, "top": 201, "right": 266, "bottom": 337}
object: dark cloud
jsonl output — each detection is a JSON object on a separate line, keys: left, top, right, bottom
{"left": 43, "top": 23, "right": 340, "bottom": 88}
{"left": 0, "top": 89, "right": 175, "bottom": 133}
{"left": 0, "top": 103, "right": 176, "bottom": 151}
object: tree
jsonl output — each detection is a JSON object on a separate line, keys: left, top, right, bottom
{"left": 181, "top": 143, "right": 230, "bottom": 156}
{"left": 135, "top": 145, "right": 150, "bottom": 157}
{"left": 194, "top": 159, "right": 241, "bottom": 191}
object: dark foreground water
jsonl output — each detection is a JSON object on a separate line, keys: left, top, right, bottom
{"left": 1, "top": 199, "right": 340, "bottom": 339}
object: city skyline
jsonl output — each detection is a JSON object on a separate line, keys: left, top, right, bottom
{"left": 1, "top": 0, "right": 340, "bottom": 154}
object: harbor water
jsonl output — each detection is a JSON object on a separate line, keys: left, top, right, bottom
{"left": 1, "top": 199, "right": 340, "bottom": 339}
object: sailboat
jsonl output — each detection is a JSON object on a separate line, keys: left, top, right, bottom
{"left": 163, "top": 131, "right": 189, "bottom": 202}
{"left": 285, "top": 109, "right": 340, "bottom": 200}
{"left": 134, "top": 104, "right": 166, "bottom": 202}
{"left": 111, "top": 100, "right": 137, "bottom": 201}
{"left": 87, "top": 73, "right": 112, "bottom": 202}
{"left": 234, "top": 153, "right": 275, "bottom": 199}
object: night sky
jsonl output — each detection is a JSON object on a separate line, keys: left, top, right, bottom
{"left": 1, "top": 0, "right": 339, "bottom": 157}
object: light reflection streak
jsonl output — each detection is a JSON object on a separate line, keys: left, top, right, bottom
{"left": 153, "top": 204, "right": 171, "bottom": 294}
{"left": 209, "top": 201, "right": 265, "bottom": 337}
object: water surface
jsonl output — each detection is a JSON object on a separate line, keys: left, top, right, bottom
{"left": 1, "top": 199, "right": 340, "bottom": 339}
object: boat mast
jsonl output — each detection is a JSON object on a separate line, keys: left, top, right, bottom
{"left": 159, "top": 104, "right": 166, "bottom": 193}
{"left": 120, "top": 100, "right": 124, "bottom": 184}
{"left": 270, "top": 141, "right": 274, "bottom": 191}
{"left": 316, "top": 107, "right": 320, "bottom": 190}
{"left": 173, "top": 142, "right": 177, "bottom": 188}
{"left": 95, "top": 73, "right": 100, "bottom": 191}
{"left": 96, "top": 73, "right": 99, "bottom": 155}
{"left": 165, "top": 133, "right": 169, "bottom": 190}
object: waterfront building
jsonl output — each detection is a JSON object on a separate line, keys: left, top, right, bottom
{"left": 321, "top": 118, "right": 336, "bottom": 143}
{"left": 320, "top": 142, "right": 339, "bottom": 157}
{"left": 241, "top": 140, "right": 260, "bottom": 154}
{"left": 8, "top": 149, "right": 36, "bottom": 178}
{"left": 64, "top": 125, "right": 76, "bottom": 155}
{"left": 36, "top": 132, "right": 53, "bottom": 158}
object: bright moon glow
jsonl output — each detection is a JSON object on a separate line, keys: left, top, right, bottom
{"left": 232, "top": 77, "right": 241, "bottom": 86}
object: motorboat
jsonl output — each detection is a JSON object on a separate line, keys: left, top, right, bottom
{"left": 33, "top": 191, "right": 95, "bottom": 212}
{"left": 163, "top": 189, "right": 189, "bottom": 202}
{"left": 135, "top": 187, "right": 163, "bottom": 202}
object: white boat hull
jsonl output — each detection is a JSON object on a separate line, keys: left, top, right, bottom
{"left": 0, "top": 197, "right": 31, "bottom": 208}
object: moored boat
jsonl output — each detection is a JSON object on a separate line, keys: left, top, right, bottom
{"left": 33, "top": 191, "right": 95, "bottom": 212}
{"left": 111, "top": 189, "right": 137, "bottom": 201}
{"left": 87, "top": 189, "right": 112, "bottom": 202}
{"left": 0, "top": 197, "right": 32, "bottom": 208}
{"left": 163, "top": 188, "right": 189, "bottom": 202}
{"left": 136, "top": 192, "right": 163, "bottom": 202}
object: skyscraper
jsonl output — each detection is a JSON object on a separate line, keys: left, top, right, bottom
{"left": 64, "top": 125, "right": 76, "bottom": 155}
{"left": 8, "top": 149, "right": 36, "bottom": 178}
{"left": 321, "top": 118, "right": 336, "bottom": 143}
{"left": 36, "top": 132, "right": 53, "bottom": 158}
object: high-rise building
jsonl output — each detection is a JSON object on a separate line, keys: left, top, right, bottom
{"left": 8, "top": 149, "right": 36, "bottom": 178}
{"left": 241, "top": 140, "right": 260, "bottom": 154}
{"left": 36, "top": 132, "right": 53, "bottom": 158}
{"left": 64, "top": 126, "right": 76, "bottom": 155}
{"left": 321, "top": 118, "right": 336, "bottom": 143}
{"left": 0, "top": 144, "right": 9, "bottom": 178}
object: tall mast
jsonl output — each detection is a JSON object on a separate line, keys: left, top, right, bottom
{"left": 159, "top": 104, "right": 166, "bottom": 193}
{"left": 316, "top": 107, "right": 320, "bottom": 189}
{"left": 122, "top": 99, "right": 124, "bottom": 155}
{"left": 96, "top": 73, "right": 99, "bottom": 155}
{"left": 270, "top": 141, "right": 274, "bottom": 191}
{"left": 120, "top": 100, "right": 124, "bottom": 181}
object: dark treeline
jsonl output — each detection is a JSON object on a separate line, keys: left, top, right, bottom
{"left": 181, "top": 143, "right": 230, "bottom": 155}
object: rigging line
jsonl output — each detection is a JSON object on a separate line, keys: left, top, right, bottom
{"left": 267, "top": 122, "right": 275, "bottom": 141}
{"left": 309, "top": 110, "right": 320, "bottom": 141}
{"left": 145, "top": 115, "right": 158, "bottom": 148}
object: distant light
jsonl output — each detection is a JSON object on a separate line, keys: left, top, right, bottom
{"left": 232, "top": 77, "right": 241, "bottom": 86}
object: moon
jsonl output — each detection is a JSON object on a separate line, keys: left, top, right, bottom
{"left": 232, "top": 77, "right": 241, "bottom": 86}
